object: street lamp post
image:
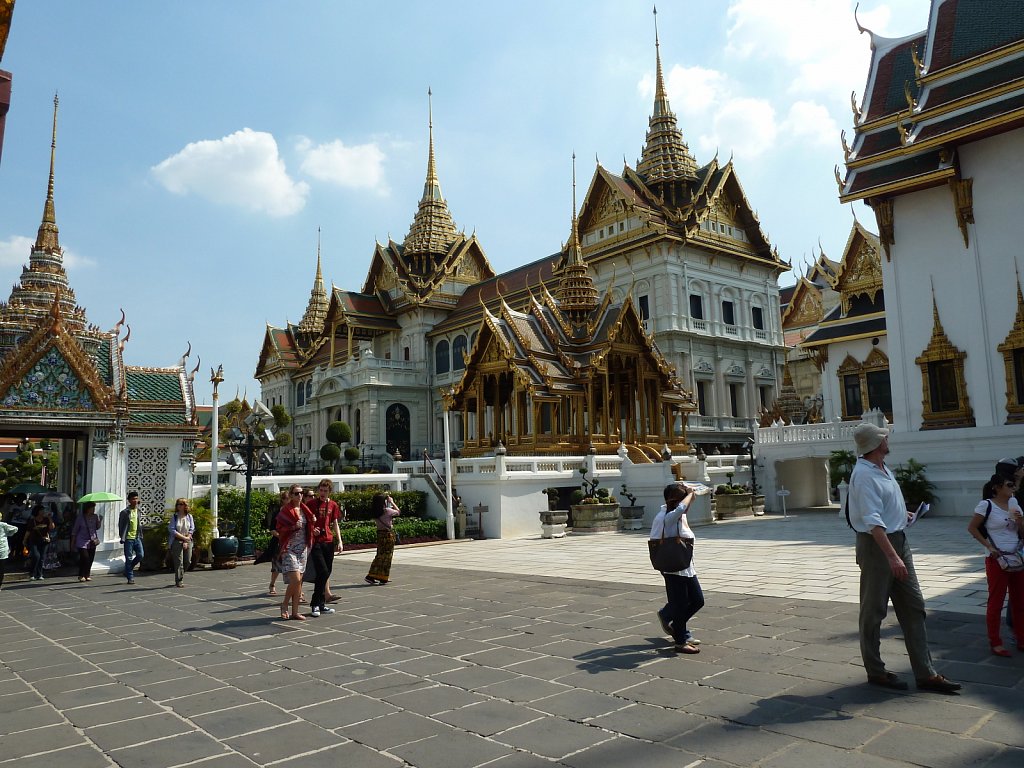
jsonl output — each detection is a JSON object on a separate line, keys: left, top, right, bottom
{"left": 210, "top": 365, "right": 224, "bottom": 538}
{"left": 227, "top": 401, "right": 276, "bottom": 559}
{"left": 442, "top": 390, "right": 454, "bottom": 540}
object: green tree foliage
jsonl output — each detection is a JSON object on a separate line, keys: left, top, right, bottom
{"left": 326, "top": 421, "right": 352, "bottom": 445}
{"left": 270, "top": 404, "right": 291, "bottom": 429}
{"left": 829, "top": 450, "right": 856, "bottom": 489}
{"left": 0, "top": 442, "right": 60, "bottom": 495}
{"left": 320, "top": 444, "right": 341, "bottom": 463}
{"left": 343, "top": 446, "right": 360, "bottom": 462}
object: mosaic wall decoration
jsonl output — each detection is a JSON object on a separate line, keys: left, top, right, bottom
{"left": 2, "top": 348, "right": 94, "bottom": 410}
{"left": 126, "top": 446, "right": 170, "bottom": 527}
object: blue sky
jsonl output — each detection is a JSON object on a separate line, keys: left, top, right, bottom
{"left": 1, "top": 0, "right": 923, "bottom": 405}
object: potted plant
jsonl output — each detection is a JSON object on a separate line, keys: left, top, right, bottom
{"left": 895, "top": 459, "right": 938, "bottom": 512}
{"left": 618, "top": 484, "right": 644, "bottom": 531}
{"left": 539, "top": 487, "right": 568, "bottom": 538}
{"left": 570, "top": 467, "right": 619, "bottom": 533}
{"left": 713, "top": 476, "right": 753, "bottom": 519}
{"left": 829, "top": 449, "right": 856, "bottom": 501}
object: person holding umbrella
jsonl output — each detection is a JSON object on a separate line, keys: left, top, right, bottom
{"left": 71, "top": 502, "right": 102, "bottom": 581}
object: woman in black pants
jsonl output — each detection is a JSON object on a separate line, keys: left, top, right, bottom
{"left": 71, "top": 502, "right": 101, "bottom": 581}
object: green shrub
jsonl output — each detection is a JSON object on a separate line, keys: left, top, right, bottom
{"left": 340, "top": 466, "right": 358, "bottom": 474}
{"left": 829, "top": 450, "right": 856, "bottom": 488}
{"left": 895, "top": 458, "right": 938, "bottom": 509}
{"left": 333, "top": 489, "right": 425, "bottom": 520}
{"left": 339, "top": 517, "right": 445, "bottom": 546}
{"left": 344, "top": 446, "right": 360, "bottom": 462}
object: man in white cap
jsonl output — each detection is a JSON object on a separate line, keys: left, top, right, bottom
{"left": 847, "top": 422, "right": 961, "bottom": 694}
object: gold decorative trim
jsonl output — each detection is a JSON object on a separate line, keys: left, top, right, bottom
{"left": 996, "top": 278, "right": 1024, "bottom": 424}
{"left": 914, "top": 296, "right": 974, "bottom": 429}
{"left": 949, "top": 177, "right": 974, "bottom": 248}
{"left": 836, "top": 348, "right": 892, "bottom": 421}
{"left": 872, "top": 199, "right": 895, "bottom": 261}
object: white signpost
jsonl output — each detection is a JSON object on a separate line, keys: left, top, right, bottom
{"left": 777, "top": 487, "right": 791, "bottom": 520}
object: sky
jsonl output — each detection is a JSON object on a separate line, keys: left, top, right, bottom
{"left": 0, "top": 0, "right": 926, "bottom": 405}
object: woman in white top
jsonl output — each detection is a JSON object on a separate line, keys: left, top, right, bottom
{"left": 650, "top": 482, "right": 704, "bottom": 653}
{"left": 967, "top": 474, "right": 1024, "bottom": 656}
{"left": 167, "top": 499, "right": 195, "bottom": 588}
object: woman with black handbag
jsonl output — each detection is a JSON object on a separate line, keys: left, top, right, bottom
{"left": 650, "top": 483, "right": 703, "bottom": 654}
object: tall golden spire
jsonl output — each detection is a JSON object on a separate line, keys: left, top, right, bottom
{"left": 557, "top": 154, "right": 599, "bottom": 325}
{"left": 298, "top": 227, "right": 328, "bottom": 335}
{"left": 35, "top": 92, "right": 61, "bottom": 253}
{"left": 403, "top": 87, "right": 459, "bottom": 263}
{"left": 636, "top": 6, "right": 697, "bottom": 187}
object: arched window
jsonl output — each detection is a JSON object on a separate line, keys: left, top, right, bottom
{"left": 296, "top": 382, "right": 305, "bottom": 407}
{"left": 306, "top": 381, "right": 313, "bottom": 401}
{"left": 354, "top": 408, "right": 361, "bottom": 445}
{"left": 453, "top": 335, "right": 468, "bottom": 371}
{"left": 435, "top": 340, "right": 450, "bottom": 374}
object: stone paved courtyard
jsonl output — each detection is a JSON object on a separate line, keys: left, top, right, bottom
{"left": 1, "top": 511, "right": 1022, "bottom": 768}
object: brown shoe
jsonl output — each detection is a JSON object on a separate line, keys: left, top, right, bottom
{"left": 916, "top": 675, "right": 961, "bottom": 694}
{"left": 867, "top": 672, "right": 908, "bottom": 690}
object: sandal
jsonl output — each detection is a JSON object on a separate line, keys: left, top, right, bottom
{"left": 268, "top": 588, "right": 277, "bottom": 596}
{"left": 279, "top": 609, "right": 290, "bottom": 620}
{"left": 289, "top": 614, "right": 306, "bottom": 621}
{"left": 867, "top": 672, "right": 908, "bottom": 690}
{"left": 991, "top": 645, "right": 1012, "bottom": 658}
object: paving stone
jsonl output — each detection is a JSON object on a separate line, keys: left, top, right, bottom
{"left": 85, "top": 713, "right": 194, "bottom": 750}
{"left": 561, "top": 736, "right": 702, "bottom": 768}
{"left": 294, "top": 692, "right": 399, "bottom": 728}
{"left": 191, "top": 701, "right": 297, "bottom": 738}
{"left": 383, "top": 683, "right": 488, "bottom": 715}
{"left": 862, "top": 724, "right": 1002, "bottom": 768}
{"left": 429, "top": 665, "right": 519, "bottom": 690}
{"left": 526, "top": 688, "right": 627, "bottom": 720}
{"left": 589, "top": 701, "right": 707, "bottom": 741}
{"left": 339, "top": 710, "right": 456, "bottom": 749}
{"left": 224, "top": 720, "right": 343, "bottom": 763}
{"left": 0, "top": 702, "right": 65, "bottom": 733}
{"left": 270, "top": 740, "right": 399, "bottom": 768}
{"left": 670, "top": 721, "right": 800, "bottom": 764}
{"left": 143, "top": 673, "right": 227, "bottom": 702}
{"left": 477, "top": 675, "right": 572, "bottom": 703}
{"left": 976, "top": 711, "right": 1024, "bottom": 748}
{"left": 0, "top": 690, "right": 46, "bottom": 714}
{"left": 389, "top": 730, "right": 516, "bottom": 768}
{"left": 981, "top": 747, "right": 1024, "bottom": 768}
{"left": 46, "top": 683, "right": 136, "bottom": 710}
{"left": 761, "top": 741, "right": 927, "bottom": 768}
{"left": 493, "top": 716, "right": 614, "bottom": 759}
{"left": 5, "top": 743, "right": 113, "bottom": 768}
{"left": 434, "top": 699, "right": 545, "bottom": 736}
{"left": 763, "top": 706, "right": 892, "bottom": 749}
{"left": 108, "top": 730, "right": 228, "bottom": 768}
{"left": 860, "top": 694, "right": 990, "bottom": 733}
{"left": 1, "top": 723, "right": 88, "bottom": 760}
{"left": 161, "top": 686, "right": 256, "bottom": 717}
{"left": 248, "top": 678, "right": 346, "bottom": 710}
{"left": 614, "top": 676, "right": 710, "bottom": 708}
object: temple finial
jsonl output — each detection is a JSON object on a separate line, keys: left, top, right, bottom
{"left": 404, "top": 87, "right": 458, "bottom": 256}
{"left": 35, "top": 92, "right": 61, "bottom": 253}
{"left": 653, "top": 5, "right": 665, "bottom": 101}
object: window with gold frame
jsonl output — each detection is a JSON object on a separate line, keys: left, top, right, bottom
{"left": 836, "top": 348, "right": 892, "bottom": 421}
{"left": 996, "top": 282, "right": 1024, "bottom": 423}
{"left": 915, "top": 300, "right": 974, "bottom": 429}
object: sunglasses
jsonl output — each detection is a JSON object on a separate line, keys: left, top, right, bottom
{"left": 291, "top": 490, "right": 303, "bottom": 496}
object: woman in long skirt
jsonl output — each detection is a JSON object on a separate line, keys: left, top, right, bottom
{"left": 71, "top": 502, "right": 101, "bottom": 581}
{"left": 365, "top": 493, "right": 401, "bottom": 585}
{"left": 276, "top": 484, "right": 314, "bottom": 619}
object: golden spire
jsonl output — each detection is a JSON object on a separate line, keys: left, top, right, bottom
{"left": 557, "top": 154, "right": 599, "bottom": 325}
{"left": 637, "top": 6, "right": 697, "bottom": 187}
{"left": 403, "top": 87, "right": 459, "bottom": 261}
{"left": 298, "top": 227, "right": 328, "bottom": 334}
{"left": 35, "top": 92, "right": 61, "bottom": 254}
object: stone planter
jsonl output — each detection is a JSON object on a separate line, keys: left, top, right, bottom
{"left": 618, "top": 505, "right": 644, "bottom": 531}
{"left": 211, "top": 536, "right": 239, "bottom": 557}
{"left": 539, "top": 510, "right": 568, "bottom": 539}
{"left": 714, "top": 493, "right": 753, "bottom": 519}
{"left": 752, "top": 494, "right": 765, "bottom": 516}
{"left": 571, "top": 502, "right": 620, "bottom": 533}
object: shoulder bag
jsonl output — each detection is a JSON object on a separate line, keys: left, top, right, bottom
{"left": 648, "top": 518, "right": 694, "bottom": 573}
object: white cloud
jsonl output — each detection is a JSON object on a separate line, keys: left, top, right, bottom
{"left": 780, "top": 100, "right": 840, "bottom": 148}
{"left": 725, "top": 0, "right": 892, "bottom": 101}
{"left": 639, "top": 65, "right": 732, "bottom": 118}
{"left": 0, "top": 235, "right": 95, "bottom": 270}
{"left": 696, "top": 98, "right": 779, "bottom": 159}
{"left": 151, "top": 128, "right": 308, "bottom": 217}
{"left": 296, "top": 137, "right": 387, "bottom": 193}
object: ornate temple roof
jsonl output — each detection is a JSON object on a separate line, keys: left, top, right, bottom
{"left": 0, "top": 95, "right": 99, "bottom": 355}
{"left": 636, "top": 10, "right": 698, "bottom": 187}
{"left": 841, "top": 0, "right": 1024, "bottom": 204}
{"left": 297, "top": 232, "right": 328, "bottom": 336}
{"left": 403, "top": 90, "right": 459, "bottom": 258}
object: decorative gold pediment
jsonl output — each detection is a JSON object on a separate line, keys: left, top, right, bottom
{"left": 783, "top": 279, "right": 824, "bottom": 328}
{"left": 863, "top": 347, "right": 889, "bottom": 370}
{"left": 997, "top": 280, "right": 1024, "bottom": 423}
{"left": 837, "top": 354, "right": 861, "bottom": 376}
{"left": 839, "top": 238, "right": 883, "bottom": 314}
{"left": 592, "top": 186, "right": 621, "bottom": 226}
{"left": 914, "top": 297, "right": 974, "bottom": 429}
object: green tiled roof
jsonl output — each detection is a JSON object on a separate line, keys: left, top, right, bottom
{"left": 126, "top": 370, "right": 182, "bottom": 402}
{"left": 129, "top": 411, "right": 187, "bottom": 425}
{"left": 93, "top": 337, "right": 112, "bottom": 385}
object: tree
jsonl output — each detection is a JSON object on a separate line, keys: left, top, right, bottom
{"left": 321, "top": 421, "right": 352, "bottom": 472}
{"left": 0, "top": 441, "right": 60, "bottom": 495}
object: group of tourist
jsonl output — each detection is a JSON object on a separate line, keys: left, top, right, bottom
{"left": 651, "top": 422, "right": 1023, "bottom": 698}
{"left": 266, "top": 480, "right": 400, "bottom": 621}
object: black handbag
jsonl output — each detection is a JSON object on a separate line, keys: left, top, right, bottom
{"left": 648, "top": 532, "right": 694, "bottom": 572}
